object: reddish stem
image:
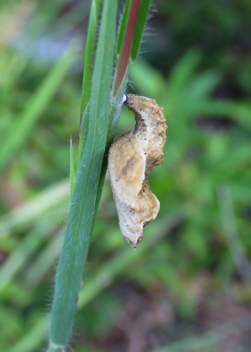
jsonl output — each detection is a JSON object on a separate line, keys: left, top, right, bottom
{"left": 114, "top": 0, "right": 141, "bottom": 95}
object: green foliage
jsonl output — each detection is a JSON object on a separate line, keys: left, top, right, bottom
{"left": 117, "top": 0, "right": 132, "bottom": 56}
{"left": 0, "top": 0, "right": 251, "bottom": 351}
{"left": 130, "top": 0, "right": 152, "bottom": 61}
{"left": 0, "top": 47, "right": 76, "bottom": 173}
{"left": 49, "top": 0, "right": 118, "bottom": 347}
{"left": 78, "top": 0, "right": 102, "bottom": 167}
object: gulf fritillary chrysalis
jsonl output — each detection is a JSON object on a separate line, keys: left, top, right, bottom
{"left": 108, "top": 94, "right": 167, "bottom": 249}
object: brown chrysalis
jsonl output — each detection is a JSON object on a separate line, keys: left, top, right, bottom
{"left": 108, "top": 94, "right": 167, "bottom": 249}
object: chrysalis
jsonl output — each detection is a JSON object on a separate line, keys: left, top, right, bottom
{"left": 108, "top": 94, "right": 167, "bottom": 249}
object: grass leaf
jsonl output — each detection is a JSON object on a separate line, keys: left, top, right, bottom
{"left": 0, "top": 46, "right": 76, "bottom": 173}
{"left": 49, "top": 0, "right": 118, "bottom": 346}
{"left": 130, "top": 0, "right": 152, "bottom": 61}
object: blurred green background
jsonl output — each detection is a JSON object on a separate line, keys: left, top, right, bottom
{"left": 0, "top": 0, "right": 251, "bottom": 351}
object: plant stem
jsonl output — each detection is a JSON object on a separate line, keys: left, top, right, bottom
{"left": 114, "top": 0, "right": 141, "bottom": 94}
{"left": 48, "top": 0, "right": 117, "bottom": 347}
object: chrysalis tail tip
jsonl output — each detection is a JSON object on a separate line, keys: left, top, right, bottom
{"left": 130, "top": 240, "right": 138, "bottom": 250}
{"left": 131, "top": 238, "right": 142, "bottom": 250}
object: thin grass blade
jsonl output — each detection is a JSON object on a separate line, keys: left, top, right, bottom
{"left": 117, "top": 0, "right": 132, "bottom": 56}
{"left": 78, "top": 0, "right": 102, "bottom": 165}
{"left": 69, "top": 136, "right": 75, "bottom": 199}
{"left": 0, "top": 46, "right": 76, "bottom": 172}
{"left": 130, "top": 0, "right": 152, "bottom": 62}
{"left": 49, "top": 0, "right": 117, "bottom": 346}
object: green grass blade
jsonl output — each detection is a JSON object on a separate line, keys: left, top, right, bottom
{"left": 117, "top": 0, "right": 132, "bottom": 56}
{"left": 69, "top": 136, "right": 75, "bottom": 199}
{"left": 10, "top": 213, "right": 183, "bottom": 352}
{"left": 92, "top": 86, "right": 128, "bottom": 221}
{"left": 80, "top": 0, "right": 102, "bottom": 117}
{"left": 0, "top": 180, "right": 68, "bottom": 237}
{"left": 0, "top": 226, "right": 51, "bottom": 294}
{"left": 49, "top": 0, "right": 117, "bottom": 346}
{"left": 199, "top": 100, "right": 251, "bottom": 130}
{"left": 130, "top": 0, "right": 152, "bottom": 62}
{"left": 217, "top": 184, "right": 251, "bottom": 289}
{"left": 114, "top": 0, "right": 152, "bottom": 94}
{"left": 78, "top": 0, "right": 102, "bottom": 166}
{"left": 167, "top": 50, "right": 201, "bottom": 99}
{"left": 25, "top": 233, "right": 61, "bottom": 288}
{"left": 78, "top": 213, "right": 184, "bottom": 307}
{"left": 113, "top": 0, "right": 141, "bottom": 94}
{"left": 9, "top": 316, "right": 47, "bottom": 352}
{"left": 129, "top": 59, "right": 166, "bottom": 97}
{"left": 0, "top": 46, "right": 76, "bottom": 173}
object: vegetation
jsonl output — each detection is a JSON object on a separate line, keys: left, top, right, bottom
{"left": 0, "top": 0, "right": 251, "bottom": 351}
